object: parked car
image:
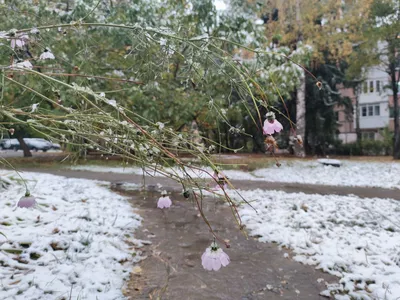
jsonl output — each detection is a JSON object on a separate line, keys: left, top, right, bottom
{"left": 0, "top": 139, "right": 19, "bottom": 151}
{"left": 30, "top": 138, "right": 61, "bottom": 150}
{"left": 0, "top": 138, "right": 54, "bottom": 152}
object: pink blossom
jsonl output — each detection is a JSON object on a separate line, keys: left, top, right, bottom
{"left": 201, "top": 242, "right": 230, "bottom": 271}
{"left": 39, "top": 49, "right": 55, "bottom": 60}
{"left": 157, "top": 192, "right": 172, "bottom": 209}
{"left": 10, "top": 34, "right": 29, "bottom": 49}
{"left": 263, "top": 119, "right": 283, "bottom": 135}
{"left": 13, "top": 60, "right": 33, "bottom": 70}
{"left": 17, "top": 195, "right": 36, "bottom": 208}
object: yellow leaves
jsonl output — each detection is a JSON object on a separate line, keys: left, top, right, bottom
{"left": 341, "top": 40, "right": 353, "bottom": 58}
{"left": 256, "top": 0, "right": 374, "bottom": 63}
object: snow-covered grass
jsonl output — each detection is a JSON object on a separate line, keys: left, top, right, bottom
{"left": 69, "top": 159, "right": 400, "bottom": 189}
{"left": 232, "top": 189, "right": 400, "bottom": 299}
{"left": 0, "top": 171, "right": 142, "bottom": 300}
{"left": 70, "top": 165, "right": 145, "bottom": 176}
{"left": 251, "top": 160, "right": 400, "bottom": 189}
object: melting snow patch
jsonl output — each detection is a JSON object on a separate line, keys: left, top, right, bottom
{"left": 232, "top": 189, "right": 400, "bottom": 299}
{"left": 0, "top": 171, "right": 142, "bottom": 300}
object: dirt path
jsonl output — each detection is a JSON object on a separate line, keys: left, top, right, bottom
{"left": 118, "top": 189, "right": 336, "bottom": 300}
{"left": 23, "top": 168, "right": 400, "bottom": 200}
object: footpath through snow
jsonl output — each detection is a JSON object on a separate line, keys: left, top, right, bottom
{"left": 69, "top": 159, "right": 400, "bottom": 190}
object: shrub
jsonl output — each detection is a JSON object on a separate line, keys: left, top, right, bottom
{"left": 333, "top": 140, "right": 392, "bottom": 156}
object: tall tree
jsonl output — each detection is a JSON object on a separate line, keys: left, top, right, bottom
{"left": 348, "top": 0, "right": 400, "bottom": 158}
{"left": 253, "top": 0, "right": 372, "bottom": 153}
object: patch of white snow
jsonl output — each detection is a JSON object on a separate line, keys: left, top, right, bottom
{"left": 0, "top": 171, "right": 142, "bottom": 300}
{"left": 232, "top": 189, "right": 400, "bottom": 299}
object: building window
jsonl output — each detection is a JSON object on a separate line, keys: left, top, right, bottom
{"left": 369, "top": 81, "right": 374, "bottom": 93}
{"left": 363, "top": 82, "right": 368, "bottom": 93}
{"left": 335, "top": 111, "right": 339, "bottom": 121}
{"left": 374, "top": 105, "right": 380, "bottom": 116}
{"left": 368, "top": 105, "right": 373, "bottom": 116}
{"left": 376, "top": 80, "right": 380, "bottom": 93}
{"left": 362, "top": 132, "right": 375, "bottom": 140}
{"left": 361, "top": 104, "right": 381, "bottom": 117}
{"left": 361, "top": 106, "right": 367, "bottom": 116}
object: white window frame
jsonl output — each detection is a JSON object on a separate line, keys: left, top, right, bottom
{"left": 360, "top": 103, "right": 381, "bottom": 117}
{"left": 363, "top": 82, "right": 368, "bottom": 93}
{"left": 362, "top": 132, "right": 375, "bottom": 140}
{"left": 369, "top": 81, "right": 374, "bottom": 93}
{"left": 361, "top": 106, "right": 367, "bottom": 117}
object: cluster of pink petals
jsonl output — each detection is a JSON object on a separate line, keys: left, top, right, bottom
{"left": 157, "top": 195, "right": 172, "bottom": 209}
{"left": 39, "top": 49, "right": 55, "bottom": 60}
{"left": 13, "top": 60, "right": 33, "bottom": 70}
{"left": 201, "top": 245, "right": 230, "bottom": 271}
{"left": 10, "top": 34, "right": 29, "bottom": 49}
{"left": 263, "top": 119, "right": 283, "bottom": 135}
{"left": 17, "top": 195, "right": 36, "bottom": 208}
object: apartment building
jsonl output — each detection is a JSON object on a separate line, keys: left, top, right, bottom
{"left": 336, "top": 66, "right": 395, "bottom": 143}
{"left": 358, "top": 67, "right": 391, "bottom": 139}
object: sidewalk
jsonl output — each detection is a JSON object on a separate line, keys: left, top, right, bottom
{"left": 23, "top": 168, "right": 400, "bottom": 200}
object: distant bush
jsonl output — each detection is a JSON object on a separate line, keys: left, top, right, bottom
{"left": 362, "top": 140, "right": 392, "bottom": 156}
{"left": 334, "top": 142, "right": 362, "bottom": 156}
{"left": 333, "top": 140, "right": 392, "bottom": 156}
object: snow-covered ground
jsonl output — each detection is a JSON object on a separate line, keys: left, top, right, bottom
{"left": 251, "top": 160, "right": 400, "bottom": 190}
{"left": 70, "top": 165, "right": 147, "bottom": 176}
{"left": 232, "top": 189, "right": 400, "bottom": 299}
{"left": 69, "top": 159, "right": 400, "bottom": 189}
{"left": 0, "top": 171, "right": 142, "bottom": 300}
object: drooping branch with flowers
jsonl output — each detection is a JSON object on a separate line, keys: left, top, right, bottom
{"left": 0, "top": 0, "right": 315, "bottom": 270}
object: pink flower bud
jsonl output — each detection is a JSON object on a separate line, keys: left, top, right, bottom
{"left": 201, "top": 242, "right": 230, "bottom": 271}
{"left": 157, "top": 191, "right": 172, "bottom": 209}
{"left": 263, "top": 119, "right": 283, "bottom": 135}
{"left": 17, "top": 195, "right": 37, "bottom": 208}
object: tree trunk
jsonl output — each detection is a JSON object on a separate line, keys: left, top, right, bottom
{"left": 354, "top": 84, "right": 362, "bottom": 154}
{"left": 294, "top": 0, "right": 305, "bottom": 157}
{"left": 17, "top": 137, "right": 32, "bottom": 157}
{"left": 390, "top": 63, "right": 400, "bottom": 159}
{"left": 295, "top": 71, "right": 306, "bottom": 157}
